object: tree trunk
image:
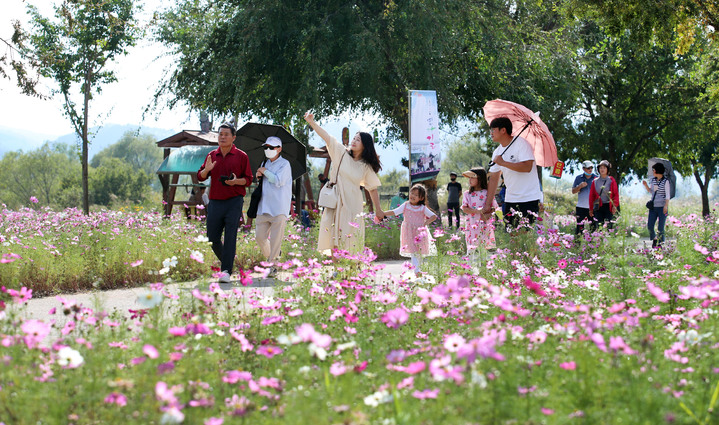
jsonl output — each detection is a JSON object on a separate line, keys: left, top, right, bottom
{"left": 693, "top": 168, "right": 711, "bottom": 218}
{"left": 82, "top": 68, "right": 91, "bottom": 215}
{"left": 423, "top": 178, "right": 441, "bottom": 224}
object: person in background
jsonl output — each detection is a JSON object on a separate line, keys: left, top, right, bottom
{"left": 643, "top": 162, "right": 671, "bottom": 248}
{"left": 384, "top": 183, "right": 437, "bottom": 272}
{"left": 446, "top": 172, "right": 462, "bottom": 229}
{"left": 254, "top": 136, "right": 292, "bottom": 269}
{"left": 588, "top": 160, "right": 620, "bottom": 231}
{"left": 318, "top": 173, "right": 329, "bottom": 188}
{"left": 572, "top": 160, "right": 596, "bottom": 235}
{"left": 197, "top": 122, "right": 252, "bottom": 283}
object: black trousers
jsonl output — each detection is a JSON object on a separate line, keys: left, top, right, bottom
{"left": 591, "top": 204, "right": 614, "bottom": 231}
{"left": 575, "top": 207, "right": 590, "bottom": 234}
{"left": 503, "top": 199, "right": 540, "bottom": 230}
{"left": 206, "top": 196, "right": 244, "bottom": 274}
{"left": 447, "top": 202, "right": 460, "bottom": 228}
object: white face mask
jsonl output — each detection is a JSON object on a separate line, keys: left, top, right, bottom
{"left": 264, "top": 148, "right": 277, "bottom": 159}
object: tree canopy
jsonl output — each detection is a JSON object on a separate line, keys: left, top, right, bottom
{"left": 19, "top": 0, "right": 140, "bottom": 214}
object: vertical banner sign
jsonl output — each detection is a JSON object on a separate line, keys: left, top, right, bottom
{"left": 409, "top": 90, "right": 441, "bottom": 182}
{"left": 550, "top": 160, "right": 565, "bottom": 179}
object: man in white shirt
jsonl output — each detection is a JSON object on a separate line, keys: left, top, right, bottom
{"left": 481, "top": 117, "right": 543, "bottom": 230}
{"left": 255, "top": 136, "right": 293, "bottom": 266}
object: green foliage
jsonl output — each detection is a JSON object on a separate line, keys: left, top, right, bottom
{"left": 91, "top": 131, "right": 164, "bottom": 190}
{"left": 90, "top": 157, "right": 150, "bottom": 207}
{"left": 550, "top": 23, "right": 700, "bottom": 182}
{"left": 0, "top": 142, "right": 80, "bottom": 209}
{"left": 155, "top": 0, "right": 575, "bottom": 142}
{"left": 21, "top": 0, "right": 140, "bottom": 214}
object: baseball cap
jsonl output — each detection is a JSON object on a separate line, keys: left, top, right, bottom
{"left": 264, "top": 136, "right": 282, "bottom": 147}
{"left": 581, "top": 160, "right": 593, "bottom": 168}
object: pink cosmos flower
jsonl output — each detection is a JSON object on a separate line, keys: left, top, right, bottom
{"left": 256, "top": 345, "right": 283, "bottom": 358}
{"left": 21, "top": 319, "right": 51, "bottom": 348}
{"left": 557, "top": 259, "right": 567, "bottom": 269}
{"left": 412, "top": 388, "right": 439, "bottom": 399}
{"left": 381, "top": 307, "right": 409, "bottom": 329}
{"left": 261, "top": 316, "right": 284, "bottom": 325}
{"left": 130, "top": 259, "right": 143, "bottom": 267}
{"left": 541, "top": 407, "right": 554, "bottom": 415}
{"left": 223, "top": 370, "right": 252, "bottom": 384}
{"left": 330, "top": 362, "right": 348, "bottom": 376}
{"left": 205, "top": 418, "right": 224, "bottom": 425}
{"left": 104, "top": 392, "right": 127, "bottom": 406}
{"left": 560, "top": 361, "right": 576, "bottom": 370}
{"left": 646, "top": 282, "right": 670, "bottom": 303}
{"left": 168, "top": 326, "right": 187, "bottom": 337}
{"left": 143, "top": 344, "right": 159, "bottom": 359}
{"left": 30, "top": 196, "right": 38, "bottom": 203}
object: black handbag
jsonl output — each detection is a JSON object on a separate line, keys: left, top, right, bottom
{"left": 246, "top": 160, "right": 267, "bottom": 219}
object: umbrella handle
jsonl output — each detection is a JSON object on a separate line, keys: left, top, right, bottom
{"left": 487, "top": 119, "right": 534, "bottom": 168}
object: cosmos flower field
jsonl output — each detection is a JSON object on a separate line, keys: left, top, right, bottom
{"left": 1, "top": 204, "right": 719, "bottom": 424}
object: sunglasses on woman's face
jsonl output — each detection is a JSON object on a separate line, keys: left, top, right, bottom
{"left": 262, "top": 145, "right": 280, "bottom": 149}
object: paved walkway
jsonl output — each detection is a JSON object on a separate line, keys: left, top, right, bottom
{"left": 13, "top": 260, "right": 410, "bottom": 324}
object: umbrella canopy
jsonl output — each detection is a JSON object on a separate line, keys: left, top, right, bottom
{"left": 235, "top": 123, "right": 307, "bottom": 181}
{"left": 482, "top": 99, "right": 558, "bottom": 167}
{"left": 648, "top": 158, "right": 677, "bottom": 199}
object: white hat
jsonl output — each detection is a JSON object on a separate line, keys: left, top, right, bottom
{"left": 265, "top": 136, "right": 282, "bottom": 147}
{"left": 581, "top": 160, "right": 593, "bottom": 168}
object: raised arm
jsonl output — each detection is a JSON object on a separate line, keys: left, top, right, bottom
{"left": 304, "top": 111, "right": 333, "bottom": 147}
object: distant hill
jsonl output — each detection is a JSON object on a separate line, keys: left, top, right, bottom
{"left": 0, "top": 124, "right": 177, "bottom": 159}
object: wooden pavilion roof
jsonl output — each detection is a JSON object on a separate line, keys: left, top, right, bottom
{"left": 156, "top": 130, "right": 219, "bottom": 148}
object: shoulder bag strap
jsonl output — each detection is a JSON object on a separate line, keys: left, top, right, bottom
{"left": 330, "top": 152, "right": 346, "bottom": 185}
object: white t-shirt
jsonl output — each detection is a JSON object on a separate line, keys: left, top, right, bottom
{"left": 488, "top": 136, "right": 542, "bottom": 203}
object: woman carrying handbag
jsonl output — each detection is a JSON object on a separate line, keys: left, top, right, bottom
{"left": 304, "top": 111, "right": 385, "bottom": 255}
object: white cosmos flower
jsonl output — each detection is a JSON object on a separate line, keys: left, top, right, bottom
{"left": 137, "top": 290, "right": 164, "bottom": 308}
{"left": 194, "top": 235, "right": 209, "bottom": 243}
{"left": 57, "top": 346, "right": 84, "bottom": 368}
{"left": 162, "top": 256, "right": 178, "bottom": 269}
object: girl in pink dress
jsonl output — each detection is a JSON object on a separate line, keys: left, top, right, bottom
{"left": 461, "top": 167, "right": 497, "bottom": 268}
{"left": 385, "top": 183, "right": 437, "bottom": 272}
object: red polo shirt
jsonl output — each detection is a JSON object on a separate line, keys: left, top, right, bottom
{"left": 197, "top": 145, "right": 253, "bottom": 200}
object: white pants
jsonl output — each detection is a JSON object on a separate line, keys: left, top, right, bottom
{"left": 255, "top": 214, "right": 287, "bottom": 262}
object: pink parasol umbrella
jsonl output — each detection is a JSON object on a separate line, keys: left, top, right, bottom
{"left": 482, "top": 99, "right": 558, "bottom": 167}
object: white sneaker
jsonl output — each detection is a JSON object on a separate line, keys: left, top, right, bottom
{"left": 218, "top": 271, "right": 231, "bottom": 283}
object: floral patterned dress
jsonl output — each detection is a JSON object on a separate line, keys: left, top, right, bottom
{"left": 462, "top": 189, "right": 498, "bottom": 252}
{"left": 391, "top": 202, "right": 437, "bottom": 257}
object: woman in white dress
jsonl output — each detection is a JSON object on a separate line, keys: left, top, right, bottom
{"left": 304, "top": 112, "right": 386, "bottom": 254}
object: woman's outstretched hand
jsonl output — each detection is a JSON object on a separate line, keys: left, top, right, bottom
{"left": 304, "top": 111, "right": 315, "bottom": 123}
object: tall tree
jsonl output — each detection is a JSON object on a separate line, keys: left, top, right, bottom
{"left": 19, "top": 0, "right": 140, "bottom": 214}
{"left": 156, "top": 0, "right": 576, "bottom": 213}
{"left": 550, "top": 23, "right": 699, "bottom": 182}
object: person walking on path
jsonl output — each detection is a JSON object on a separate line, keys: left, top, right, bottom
{"left": 588, "top": 160, "right": 620, "bottom": 231}
{"left": 462, "top": 167, "right": 498, "bottom": 268}
{"left": 384, "top": 183, "right": 437, "bottom": 272}
{"left": 482, "top": 117, "right": 543, "bottom": 231}
{"left": 197, "top": 123, "right": 252, "bottom": 283}
{"left": 572, "top": 160, "right": 596, "bottom": 235}
{"left": 643, "top": 162, "right": 671, "bottom": 248}
{"left": 303, "top": 111, "right": 385, "bottom": 254}
{"left": 254, "top": 136, "right": 293, "bottom": 268}
{"left": 446, "top": 172, "right": 462, "bottom": 229}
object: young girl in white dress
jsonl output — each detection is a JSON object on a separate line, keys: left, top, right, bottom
{"left": 461, "top": 167, "right": 498, "bottom": 268}
{"left": 384, "top": 183, "right": 437, "bottom": 272}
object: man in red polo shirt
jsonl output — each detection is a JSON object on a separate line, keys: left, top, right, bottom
{"left": 197, "top": 123, "right": 252, "bottom": 283}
